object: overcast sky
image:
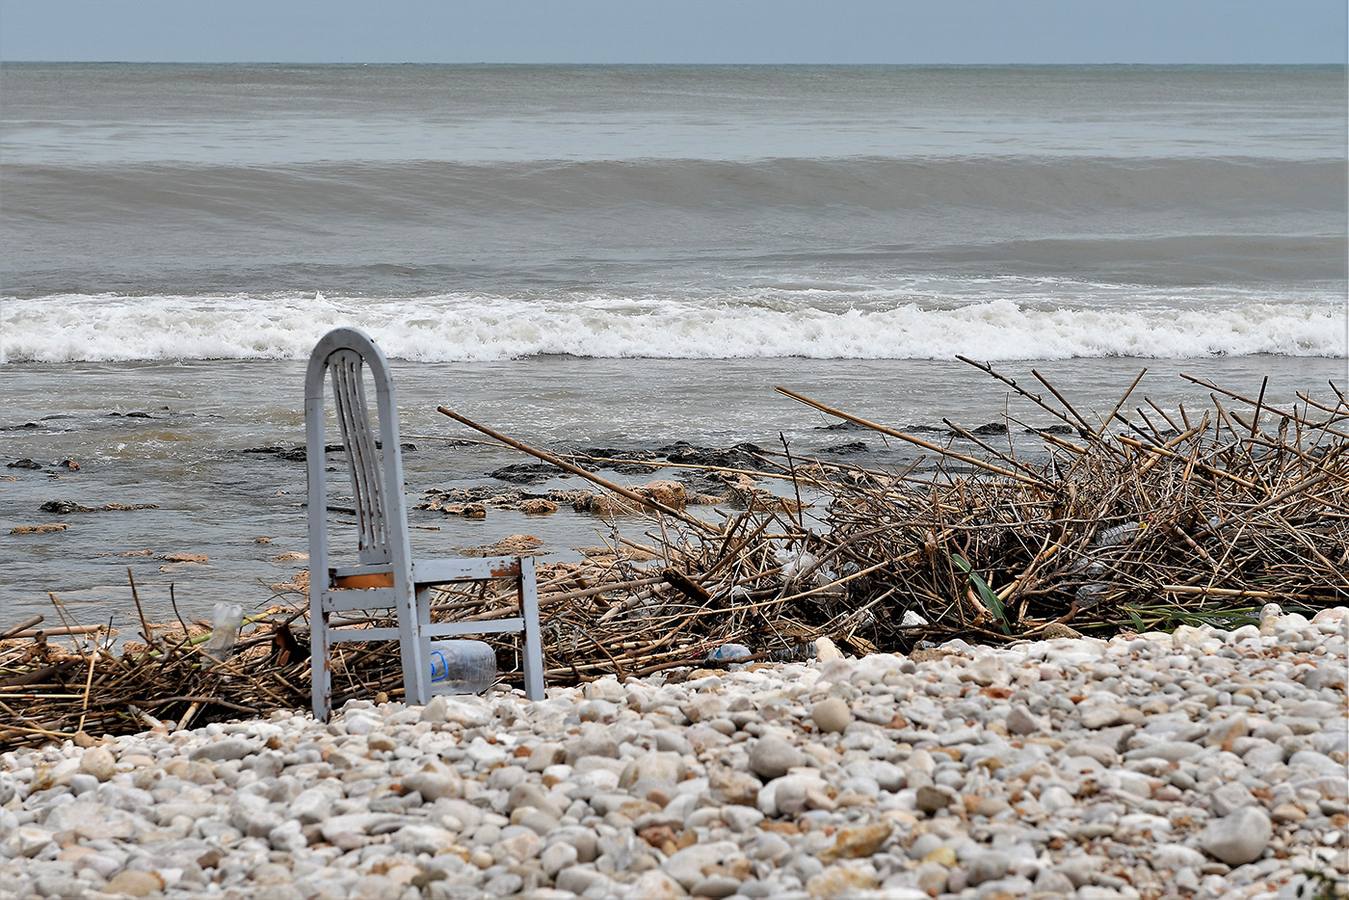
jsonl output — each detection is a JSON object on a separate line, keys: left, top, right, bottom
{"left": 1, "top": 0, "right": 1344, "bottom": 64}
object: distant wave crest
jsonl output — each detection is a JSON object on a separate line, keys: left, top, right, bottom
{"left": 2, "top": 291, "right": 1343, "bottom": 363}
{"left": 5, "top": 156, "right": 1344, "bottom": 220}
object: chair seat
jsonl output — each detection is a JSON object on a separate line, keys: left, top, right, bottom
{"left": 331, "top": 555, "right": 524, "bottom": 590}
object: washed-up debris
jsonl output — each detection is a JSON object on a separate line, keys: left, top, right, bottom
{"left": 2, "top": 364, "right": 1345, "bottom": 751}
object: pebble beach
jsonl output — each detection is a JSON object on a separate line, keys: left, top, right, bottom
{"left": 2, "top": 606, "right": 1346, "bottom": 899}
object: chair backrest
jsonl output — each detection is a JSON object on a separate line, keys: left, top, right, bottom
{"left": 305, "top": 328, "right": 412, "bottom": 581}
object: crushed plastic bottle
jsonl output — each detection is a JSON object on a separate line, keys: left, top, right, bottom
{"left": 776, "top": 547, "right": 821, "bottom": 587}
{"left": 1068, "top": 522, "right": 1148, "bottom": 577}
{"left": 1093, "top": 522, "right": 1146, "bottom": 547}
{"left": 706, "top": 643, "right": 753, "bottom": 665}
{"left": 1074, "top": 583, "right": 1113, "bottom": 608}
{"left": 428, "top": 640, "right": 497, "bottom": 694}
{"left": 202, "top": 602, "right": 243, "bottom": 661}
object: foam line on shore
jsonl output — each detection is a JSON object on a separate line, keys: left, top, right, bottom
{"left": 1, "top": 291, "right": 1343, "bottom": 363}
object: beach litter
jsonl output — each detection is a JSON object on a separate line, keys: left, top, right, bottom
{"left": 1, "top": 363, "right": 1345, "bottom": 751}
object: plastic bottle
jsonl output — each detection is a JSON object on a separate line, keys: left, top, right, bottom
{"left": 1093, "top": 522, "right": 1146, "bottom": 547}
{"left": 202, "top": 602, "right": 244, "bottom": 661}
{"left": 427, "top": 640, "right": 497, "bottom": 694}
{"left": 706, "top": 643, "right": 753, "bottom": 665}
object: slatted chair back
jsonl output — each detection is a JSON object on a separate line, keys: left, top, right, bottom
{"left": 326, "top": 347, "right": 392, "bottom": 565}
{"left": 305, "top": 328, "right": 412, "bottom": 589}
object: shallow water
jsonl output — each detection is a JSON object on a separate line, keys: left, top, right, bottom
{"left": 3, "top": 355, "right": 1344, "bottom": 626}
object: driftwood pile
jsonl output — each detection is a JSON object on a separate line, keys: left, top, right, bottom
{"left": 2, "top": 363, "right": 1345, "bottom": 750}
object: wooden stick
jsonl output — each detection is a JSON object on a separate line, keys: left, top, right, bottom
{"left": 1160, "top": 584, "right": 1334, "bottom": 601}
{"left": 76, "top": 648, "right": 98, "bottom": 733}
{"left": 773, "top": 387, "right": 1046, "bottom": 487}
{"left": 1116, "top": 436, "right": 1259, "bottom": 489}
{"left": 128, "top": 568, "right": 153, "bottom": 643}
{"left": 1183, "top": 374, "right": 1349, "bottom": 438}
{"left": 1, "top": 615, "right": 43, "bottom": 640}
{"left": 436, "top": 406, "right": 721, "bottom": 534}
{"left": 2, "top": 624, "right": 105, "bottom": 640}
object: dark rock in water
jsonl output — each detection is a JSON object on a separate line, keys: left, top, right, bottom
{"left": 572, "top": 448, "right": 660, "bottom": 475}
{"left": 7, "top": 458, "right": 43, "bottom": 469}
{"left": 41, "top": 499, "right": 158, "bottom": 514}
{"left": 611, "top": 462, "right": 659, "bottom": 475}
{"left": 41, "top": 414, "right": 74, "bottom": 421}
{"left": 905, "top": 424, "right": 947, "bottom": 434}
{"left": 571, "top": 447, "right": 660, "bottom": 475}
{"left": 971, "top": 422, "right": 1008, "bottom": 436}
{"left": 490, "top": 463, "right": 562, "bottom": 484}
{"left": 59, "top": 459, "right": 81, "bottom": 471}
{"left": 243, "top": 442, "right": 415, "bottom": 462}
{"left": 423, "top": 486, "right": 520, "bottom": 505}
{"left": 658, "top": 441, "right": 764, "bottom": 469}
{"left": 1026, "top": 424, "right": 1076, "bottom": 435}
{"left": 243, "top": 446, "right": 310, "bottom": 461}
{"left": 821, "top": 441, "right": 869, "bottom": 454}
{"left": 576, "top": 447, "right": 656, "bottom": 460}
{"left": 816, "top": 420, "right": 868, "bottom": 432}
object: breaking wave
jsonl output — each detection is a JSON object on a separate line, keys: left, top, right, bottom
{"left": 2, "top": 290, "right": 1343, "bottom": 363}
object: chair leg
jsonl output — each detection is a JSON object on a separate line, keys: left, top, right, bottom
{"left": 311, "top": 603, "right": 332, "bottom": 720}
{"left": 397, "top": 585, "right": 431, "bottom": 706}
{"left": 415, "top": 585, "right": 435, "bottom": 697}
{"left": 519, "top": 556, "right": 545, "bottom": 700}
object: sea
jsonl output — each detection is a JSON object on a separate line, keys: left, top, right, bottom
{"left": 1, "top": 64, "right": 1345, "bottom": 624}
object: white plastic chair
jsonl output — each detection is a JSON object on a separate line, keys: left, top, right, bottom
{"left": 305, "top": 327, "right": 545, "bottom": 719}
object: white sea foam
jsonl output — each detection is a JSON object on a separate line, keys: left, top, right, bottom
{"left": 1, "top": 291, "right": 1343, "bottom": 364}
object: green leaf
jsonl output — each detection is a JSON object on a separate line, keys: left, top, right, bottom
{"left": 951, "top": 553, "right": 1010, "bottom": 634}
{"left": 1124, "top": 607, "right": 1146, "bottom": 631}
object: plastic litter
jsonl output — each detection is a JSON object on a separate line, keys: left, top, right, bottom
{"left": 427, "top": 639, "right": 497, "bottom": 693}
{"left": 706, "top": 643, "right": 753, "bottom": 665}
{"left": 1093, "top": 522, "right": 1147, "bottom": 547}
{"left": 202, "top": 603, "right": 243, "bottom": 661}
